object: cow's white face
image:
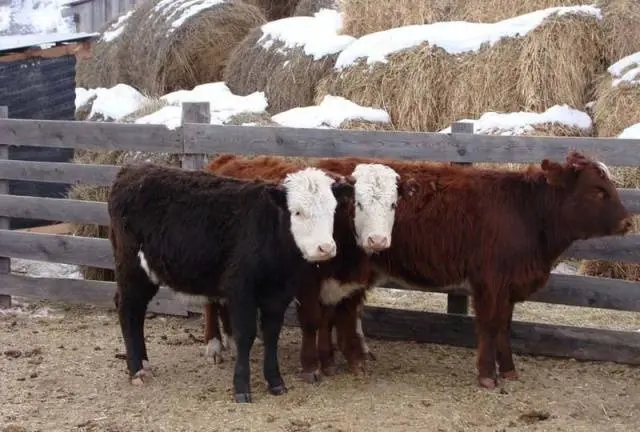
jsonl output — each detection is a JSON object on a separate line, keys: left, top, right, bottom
{"left": 282, "top": 167, "right": 343, "bottom": 262}
{"left": 351, "top": 163, "right": 401, "bottom": 254}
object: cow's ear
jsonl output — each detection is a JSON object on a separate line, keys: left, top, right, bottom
{"left": 266, "top": 184, "right": 288, "bottom": 210}
{"left": 541, "top": 158, "right": 567, "bottom": 186}
{"left": 398, "top": 177, "right": 419, "bottom": 199}
{"left": 331, "top": 177, "right": 355, "bottom": 201}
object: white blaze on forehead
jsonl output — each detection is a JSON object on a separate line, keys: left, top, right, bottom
{"left": 282, "top": 167, "right": 339, "bottom": 261}
{"left": 351, "top": 163, "right": 400, "bottom": 251}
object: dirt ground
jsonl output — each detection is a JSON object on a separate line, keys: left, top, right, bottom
{"left": 1, "top": 297, "right": 639, "bottom": 432}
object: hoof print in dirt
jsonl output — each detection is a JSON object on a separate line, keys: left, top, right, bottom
{"left": 4, "top": 350, "right": 22, "bottom": 359}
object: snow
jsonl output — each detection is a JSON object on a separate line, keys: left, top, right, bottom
{"left": 335, "top": 5, "right": 601, "bottom": 70}
{"left": 83, "top": 84, "right": 147, "bottom": 121}
{"left": 101, "top": 10, "right": 134, "bottom": 43}
{"left": 258, "top": 9, "right": 355, "bottom": 60}
{"left": 167, "top": 0, "right": 226, "bottom": 33}
{"left": 271, "top": 95, "right": 391, "bottom": 128}
{"left": 0, "top": 31, "right": 96, "bottom": 51}
{"left": 618, "top": 123, "right": 640, "bottom": 139}
{"left": 135, "top": 82, "right": 268, "bottom": 130}
{"left": 1, "top": 0, "right": 75, "bottom": 36}
{"left": 439, "top": 105, "right": 592, "bottom": 135}
{"left": 607, "top": 51, "right": 640, "bottom": 87}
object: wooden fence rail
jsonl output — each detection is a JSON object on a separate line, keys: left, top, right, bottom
{"left": 1, "top": 102, "right": 640, "bottom": 365}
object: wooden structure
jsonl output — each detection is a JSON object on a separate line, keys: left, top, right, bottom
{"left": 63, "top": 0, "right": 145, "bottom": 34}
{"left": 0, "top": 32, "right": 97, "bottom": 230}
{"left": 1, "top": 102, "right": 640, "bottom": 364}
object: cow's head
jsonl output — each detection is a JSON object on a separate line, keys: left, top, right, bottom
{"left": 541, "top": 151, "right": 632, "bottom": 239}
{"left": 350, "top": 163, "right": 419, "bottom": 254}
{"left": 267, "top": 167, "right": 354, "bottom": 262}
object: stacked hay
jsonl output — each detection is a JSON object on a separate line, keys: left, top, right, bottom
{"left": 317, "top": 6, "right": 604, "bottom": 132}
{"left": 579, "top": 51, "right": 640, "bottom": 281}
{"left": 223, "top": 9, "right": 355, "bottom": 114}
{"left": 244, "top": 0, "right": 300, "bottom": 20}
{"left": 127, "top": 0, "right": 267, "bottom": 96}
{"left": 293, "top": 0, "right": 340, "bottom": 16}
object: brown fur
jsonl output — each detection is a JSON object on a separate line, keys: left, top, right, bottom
{"left": 204, "top": 152, "right": 632, "bottom": 389}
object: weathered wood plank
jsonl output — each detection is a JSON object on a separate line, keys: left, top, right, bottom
{"left": 0, "top": 230, "right": 114, "bottom": 269}
{"left": 0, "top": 106, "right": 10, "bottom": 308}
{"left": 184, "top": 124, "right": 640, "bottom": 166}
{"left": 0, "top": 119, "right": 182, "bottom": 152}
{"left": 0, "top": 159, "right": 119, "bottom": 186}
{"left": 0, "top": 195, "right": 109, "bottom": 225}
{"left": 0, "top": 274, "right": 188, "bottom": 316}
{"left": 181, "top": 102, "right": 208, "bottom": 171}
{"left": 283, "top": 305, "right": 640, "bottom": 365}
{"left": 563, "top": 234, "right": 640, "bottom": 263}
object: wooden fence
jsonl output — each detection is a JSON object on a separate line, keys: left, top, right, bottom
{"left": 1, "top": 102, "right": 640, "bottom": 364}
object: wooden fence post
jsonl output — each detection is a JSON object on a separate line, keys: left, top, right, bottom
{"left": 181, "top": 102, "right": 210, "bottom": 171}
{"left": 446, "top": 121, "right": 474, "bottom": 315}
{"left": 0, "top": 106, "right": 11, "bottom": 309}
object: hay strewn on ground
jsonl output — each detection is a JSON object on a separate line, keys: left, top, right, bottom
{"left": 293, "top": 0, "right": 340, "bottom": 16}
{"left": 244, "top": 0, "right": 299, "bottom": 20}
{"left": 223, "top": 10, "right": 354, "bottom": 114}
{"left": 318, "top": 10, "right": 604, "bottom": 132}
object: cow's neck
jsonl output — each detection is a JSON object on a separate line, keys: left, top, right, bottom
{"left": 535, "top": 177, "right": 576, "bottom": 262}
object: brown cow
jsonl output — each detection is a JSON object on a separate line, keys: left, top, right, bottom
{"left": 203, "top": 151, "right": 632, "bottom": 390}
{"left": 202, "top": 155, "right": 419, "bottom": 381}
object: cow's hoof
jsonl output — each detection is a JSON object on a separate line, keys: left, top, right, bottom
{"left": 204, "top": 338, "right": 224, "bottom": 364}
{"left": 300, "top": 370, "right": 321, "bottom": 383}
{"left": 234, "top": 393, "right": 252, "bottom": 403}
{"left": 142, "top": 360, "right": 152, "bottom": 372}
{"left": 366, "top": 351, "right": 377, "bottom": 361}
{"left": 268, "top": 384, "right": 288, "bottom": 396}
{"left": 130, "top": 369, "right": 152, "bottom": 385}
{"left": 478, "top": 377, "right": 497, "bottom": 389}
{"left": 348, "top": 362, "right": 366, "bottom": 377}
{"left": 322, "top": 365, "right": 337, "bottom": 376}
{"left": 500, "top": 370, "right": 519, "bottom": 381}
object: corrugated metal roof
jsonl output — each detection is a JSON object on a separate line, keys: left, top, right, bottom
{"left": 0, "top": 32, "right": 98, "bottom": 53}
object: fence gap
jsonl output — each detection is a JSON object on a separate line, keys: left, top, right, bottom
{"left": 0, "top": 106, "right": 11, "bottom": 309}
{"left": 446, "top": 121, "right": 474, "bottom": 315}
{"left": 181, "top": 102, "right": 210, "bottom": 171}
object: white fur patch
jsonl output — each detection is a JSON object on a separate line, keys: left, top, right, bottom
{"left": 137, "top": 250, "right": 160, "bottom": 285}
{"left": 351, "top": 164, "right": 400, "bottom": 253}
{"left": 174, "top": 292, "right": 210, "bottom": 307}
{"left": 320, "top": 278, "right": 365, "bottom": 305}
{"left": 356, "top": 317, "right": 371, "bottom": 356}
{"left": 283, "top": 167, "right": 339, "bottom": 262}
{"left": 205, "top": 337, "right": 223, "bottom": 363}
{"left": 595, "top": 160, "right": 612, "bottom": 180}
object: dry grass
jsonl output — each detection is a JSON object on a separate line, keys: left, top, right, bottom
{"left": 341, "top": 0, "right": 463, "bottom": 37}
{"left": 224, "top": 20, "right": 346, "bottom": 114}
{"left": 244, "top": 0, "right": 299, "bottom": 20}
{"left": 293, "top": 0, "right": 340, "bottom": 16}
{"left": 319, "top": 11, "right": 603, "bottom": 132}
{"left": 593, "top": 71, "right": 640, "bottom": 137}
{"left": 601, "top": 0, "right": 640, "bottom": 64}
{"left": 1, "top": 300, "right": 639, "bottom": 431}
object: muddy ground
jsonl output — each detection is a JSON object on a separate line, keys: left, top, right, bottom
{"left": 1, "top": 297, "right": 639, "bottom": 432}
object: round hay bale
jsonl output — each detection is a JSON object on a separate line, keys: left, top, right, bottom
{"left": 601, "top": 0, "right": 640, "bottom": 64}
{"left": 223, "top": 9, "right": 355, "bottom": 114}
{"left": 128, "top": 0, "right": 267, "bottom": 97}
{"left": 593, "top": 52, "right": 640, "bottom": 137}
{"left": 293, "top": 0, "right": 340, "bottom": 16}
{"left": 244, "top": 0, "right": 300, "bottom": 20}
{"left": 318, "top": 7, "right": 604, "bottom": 132}
{"left": 341, "top": 0, "right": 462, "bottom": 37}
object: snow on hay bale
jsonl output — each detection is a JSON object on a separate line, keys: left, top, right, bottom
{"left": 317, "top": 5, "right": 604, "bottom": 132}
{"left": 578, "top": 52, "right": 640, "bottom": 282}
{"left": 223, "top": 9, "right": 355, "bottom": 114}
{"left": 70, "top": 82, "right": 268, "bottom": 281}
{"left": 293, "top": 0, "right": 340, "bottom": 16}
{"left": 125, "top": 0, "right": 267, "bottom": 96}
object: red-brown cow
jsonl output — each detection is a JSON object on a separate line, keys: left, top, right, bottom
{"left": 201, "top": 155, "right": 419, "bottom": 381}
{"left": 204, "top": 151, "right": 632, "bottom": 390}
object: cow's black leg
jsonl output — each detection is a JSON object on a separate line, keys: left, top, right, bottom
{"left": 259, "top": 301, "right": 287, "bottom": 396}
{"left": 229, "top": 293, "right": 258, "bottom": 403}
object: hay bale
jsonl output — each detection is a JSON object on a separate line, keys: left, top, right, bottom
{"left": 223, "top": 9, "right": 355, "bottom": 114}
{"left": 293, "top": 0, "right": 340, "bottom": 16}
{"left": 593, "top": 51, "right": 640, "bottom": 137}
{"left": 318, "top": 6, "right": 604, "bottom": 132}
{"left": 341, "top": 0, "right": 462, "bottom": 37}
{"left": 244, "top": 0, "right": 299, "bottom": 20}
{"left": 127, "top": 0, "right": 267, "bottom": 96}
{"left": 601, "top": 0, "right": 640, "bottom": 64}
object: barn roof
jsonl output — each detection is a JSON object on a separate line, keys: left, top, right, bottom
{"left": 0, "top": 32, "right": 99, "bottom": 54}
